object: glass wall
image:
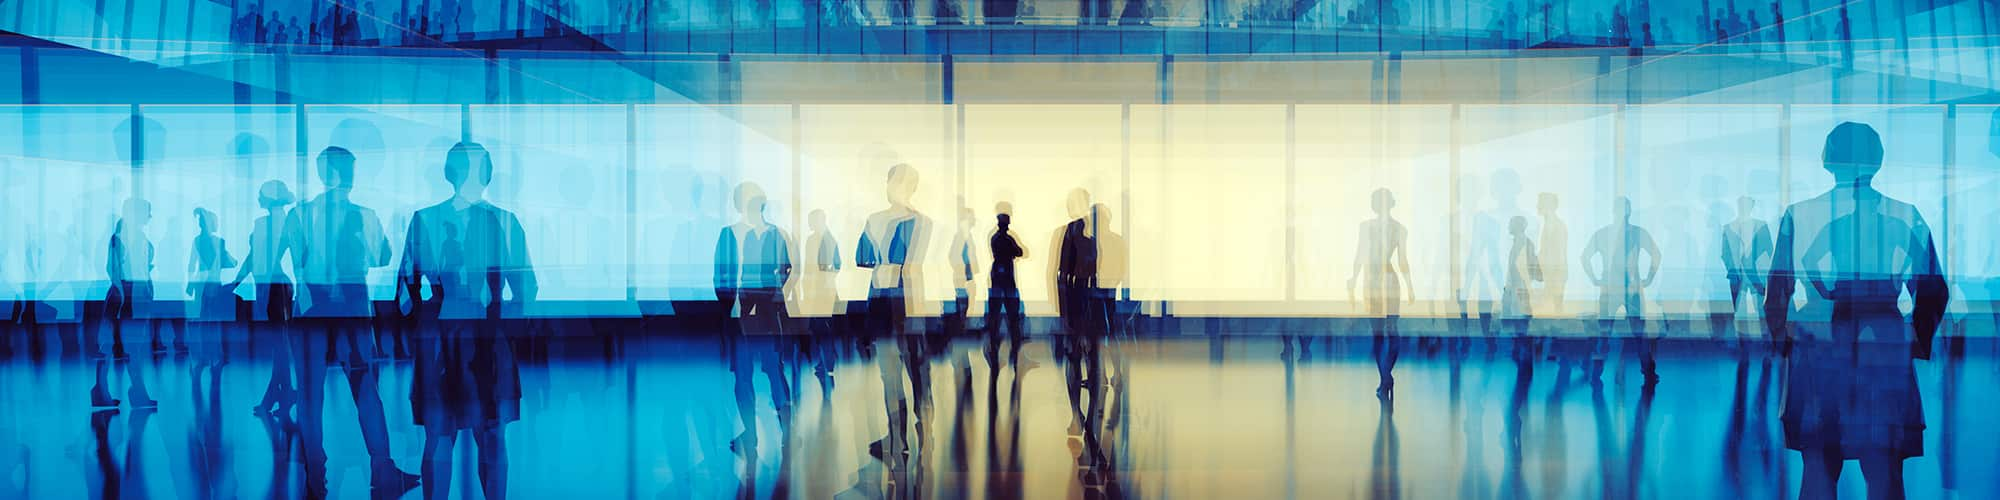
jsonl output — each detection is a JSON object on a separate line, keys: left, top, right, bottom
{"left": 3, "top": 102, "right": 1991, "bottom": 323}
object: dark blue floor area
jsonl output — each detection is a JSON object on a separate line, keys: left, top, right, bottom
{"left": 0, "top": 319, "right": 1995, "bottom": 499}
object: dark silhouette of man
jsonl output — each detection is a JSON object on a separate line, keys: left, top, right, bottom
{"left": 284, "top": 146, "right": 416, "bottom": 497}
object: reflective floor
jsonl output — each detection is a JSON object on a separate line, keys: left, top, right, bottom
{"left": 1, "top": 320, "right": 1997, "bottom": 499}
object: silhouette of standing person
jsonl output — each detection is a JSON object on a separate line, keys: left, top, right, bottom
{"left": 945, "top": 208, "right": 977, "bottom": 336}
{"left": 283, "top": 146, "right": 415, "bottom": 496}
{"left": 1769, "top": 122, "right": 1946, "bottom": 500}
{"left": 1349, "top": 188, "right": 1413, "bottom": 398}
{"left": 1718, "top": 196, "right": 1772, "bottom": 338}
{"left": 185, "top": 208, "right": 237, "bottom": 322}
{"left": 399, "top": 141, "right": 536, "bottom": 500}
{"left": 1580, "top": 196, "right": 1661, "bottom": 382}
{"left": 91, "top": 197, "right": 157, "bottom": 409}
{"left": 984, "top": 203, "right": 1027, "bottom": 359}
{"left": 801, "top": 209, "right": 842, "bottom": 393}
{"left": 229, "top": 180, "right": 298, "bottom": 416}
{"left": 1501, "top": 215, "right": 1543, "bottom": 338}
{"left": 1052, "top": 188, "right": 1095, "bottom": 336}
{"left": 712, "top": 181, "right": 795, "bottom": 454}
{"left": 856, "top": 163, "right": 932, "bottom": 466}
{"left": 1536, "top": 193, "right": 1567, "bottom": 317}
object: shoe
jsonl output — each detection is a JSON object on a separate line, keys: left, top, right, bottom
{"left": 370, "top": 462, "right": 421, "bottom": 496}
{"left": 90, "top": 392, "right": 120, "bottom": 408}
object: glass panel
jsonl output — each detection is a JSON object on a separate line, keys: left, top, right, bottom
{"left": 1948, "top": 105, "right": 1999, "bottom": 321}
{"left": 963, "top": 104, "right": 1124, "bottom": 313}
{"left": 1129, "top": 104, "right": 1288, "bottom": 305}
{"left": 139, "top": 105, "right": 298, "bottom": 312}
{"left": 17, "top": 106, "right": 136, "bottom": 305}
{"left": 469, "top": 104, "right": 632, "bottom": 310}
{"left": 798, "top": 104, "right": 956, "bottom": 311}
{"left": 1626, "top": 105, "right": 1783, "bottom": 318}
{"left": 634, "top": 105, "right": 796, "bottom": 304}
{"left": 303, "top": 104, "right": 463, "bottom": 302}
{"left": 1293, "top": 104, "right": 1453, "bottom": 314}
{"left": 1459, "top": 105, "right": 1616, "bottom": 319}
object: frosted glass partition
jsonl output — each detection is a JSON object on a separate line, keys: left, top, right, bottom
{"left": 469, "top": 105, "right": 633, "bottom": 310}
{"left": 139, "top": 105, "right": 299, "bottom": 304}
{"left": 634, "top": 105, "right": 796, "bottom": 302}
{"left": 1949, "top": 106, "right": 2000, "bottom": 311}
{"left": 1129, "top": 104, "right": 1288, "bottom": 305}
{"left": 1458, "top": 105, "right": 1615, "bottom": 318}
{"left": 1, "top": 102, "right": 1985, "bottom": 320}
{"left": 797, "top": 104, "right": 957, "bottom": 311}
{"left": 19, "top": 106, "right": 138, "bottom": 302}
{"left": 963, "top": 104, "right": 1125, "bottom": 312}
{"left": 1625, "top": 105, "right": 1783, "bottom": 313}
{"left": 1293, "top": 105, "right": 1453, "bottom": 314}
{"left": 303, "top": 105, "right": 465, "bottom": 301}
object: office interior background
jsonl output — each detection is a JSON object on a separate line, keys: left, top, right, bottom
{"left": 1, "top": 0, "right": 1994, "bottom": 323}
{"left": 4, "top": 1, "right": 2000, "bottom": 499}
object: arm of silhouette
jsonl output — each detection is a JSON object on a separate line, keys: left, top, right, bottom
{"left": 226, "top": 235, "right": 256, "bottom": 290}
{"left": 1639, "top": 229, "right": 1661, "bottom": 288}
{"left": 1753, "top": 224, "right": 1775, "bottom": 294}
{"left": 395, "top": 212, "right": 424, "bottom": 317}
{"left": 368, "top": 211, "right": 391, "bottom": 269}
{"left": 1526, "top": 242, "right": 1543, "bottom": 284}
{"left": 713, "top": 227, "right": 737, "bottom": 293}
{"left": 1396, "top": 227, "right": 1414, "bottom": 302}
{"left": 502, "top": 212, "right": 537, "bottom": 306}
{"left": 1907, "top": 222, "right": 1947, "bottom": 360}
{"left": 775, "top": 230, "right": 795, "bottom": 293}
{"left": 1799, "top": 224, "right": 1836, "bottom": 300}
{"left": 1348, "top": 225, "right": 1366, "bottom": 302}
{"left": 1762, "top": 212, "right": 1795, "bottom": 343}
{"left": 1579, "top": 232, "right": 1603, "bottom": 287}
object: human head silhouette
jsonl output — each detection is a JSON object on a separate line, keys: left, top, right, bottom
{"left": 121, "top": 198, "right": 151, "bottom": 228}
{"left": 1822, "top": 122, "right": 1884, "bottom": 185}
{"left": 1614, "top": 196, "right": 1633, "bottom": 223}
{"left": 258, "top": 180, "right": 295, "bottom": 210}
{"left": 958, "top": 207, "right": 975, "bottom": 231}
{"left": 1371, "top": 188, "right": 1396, "bottom": 216}
{"left": 885, "top": 164, "right": 918, "bottom": 207}
{"left": 1089, "top": 203, "right": 1113, "bottom": 229}
{"left": 443, "top": 141, "right": 494, "bottom": 197}
{"left": 1537, "top": 193, "right": 1558, "bottom": 214}
{"left": 1065, "top": 189, "right": 1090, "bottom": 219}
{"left": 317, "top": 146, "right": 357, "bottom": 191}
{"left": 733, "top": 182, "right": 767, "bottom": 221}
{"left": 193, "top": 208, "right": 218, "bottom": 233}
{"left": 808, "top": 209, "right": 827, "bottom": 232}
{"left": 1509, "top": 215, "right": 1527, "bottom": 237}
{"left": 1736, "top": 196, "right": 1755, "bottom": 217}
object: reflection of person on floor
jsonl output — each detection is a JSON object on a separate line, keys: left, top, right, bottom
{"left": 1718, "top": 196, "right": 1772, "bottom": 338}
{"left": 284, "top": 146, "right": 414, "bottom": 496}
{"left": 712, "top": 182, "right": 795, "bottom": 456}
{"left": 91, "top": 198, "right": 157, "bottom": 409}
{"left": 228, "top": 180, "right": 298, "bottom": 416}
{"left": 1580, "top": 196, "right": 1661, "bottom": 382}
{"left": 400, "top": 141, "right": 536, "bottom": 500}
{"left": 1349, "top": 188, "right": 1413, "bottom": 398}
{"left": 855, "top": 163, "right": 932, "bottom": 469}
{"left": 1771, "top": 122, "right": 1946, "bottom": 500}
